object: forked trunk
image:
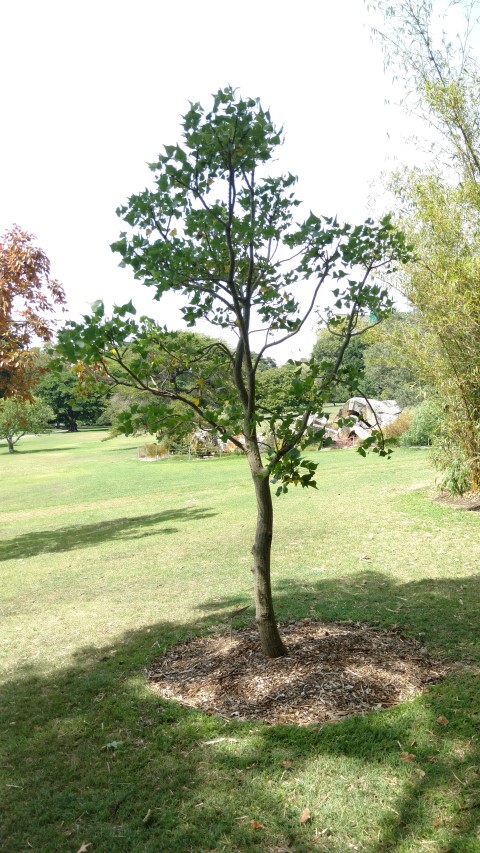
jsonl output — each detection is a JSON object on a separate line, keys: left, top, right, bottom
{"left": 248, "top": 448, "right": 287, "bottom": 658}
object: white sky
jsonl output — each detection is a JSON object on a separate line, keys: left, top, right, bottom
{"left": 1, "top": 0, "right": 421, "bottom": 361}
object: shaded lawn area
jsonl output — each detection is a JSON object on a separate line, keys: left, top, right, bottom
{"left": 1, "top": 431, "right": 479, "bottom": 851}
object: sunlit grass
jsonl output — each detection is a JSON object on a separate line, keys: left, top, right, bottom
{"left": 1, "top": 431, "right": 479, "bottom": 851}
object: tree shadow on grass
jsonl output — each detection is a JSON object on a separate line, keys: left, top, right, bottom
{"left": 1, "top": 507, "right": 216, "bottom": 562}
{"left": 1, "top": 572, "right": 479, "bottom": 851}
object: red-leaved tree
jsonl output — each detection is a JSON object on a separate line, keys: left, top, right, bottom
{"left": 0, "top": 225, "right": 66, "bottom": 399}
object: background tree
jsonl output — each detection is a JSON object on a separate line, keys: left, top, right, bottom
{"left": 312, "top": 312, "right": 420, "bottom": 405}
{"left": 99, "top": 330, "right": 236, "bottom": 447}
{"left": 36, "top": 357, "right": 110, "bottom": 431}
{"left": 0, "top": 397, "right": 53, "bottom": 453}
{"left": 391, "top": 173, "right": 480, "bottom": 490}
{"left": 0, "top": 225, "right": 66, "bottom": 400}
{"left": 58, "top": 88, "right": 410, "bottom": 657}
{"left": 312, "top": 320, "right": 373, "bottom": 402}
{"left": 362, "top": 311, "right": 424, "bottom": 407}
{"left": 372, "top": 0, "right": 480, "bottom": 492}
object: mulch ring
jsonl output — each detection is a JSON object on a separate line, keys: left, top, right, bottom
{"left": 148, "top": 620, "right": 454, "bottom": 725}
{"left": 434, "top": 492, "right": 480, "bottom": 511}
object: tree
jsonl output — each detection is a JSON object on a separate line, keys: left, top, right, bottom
{"left": 36, "top": 358, "right": 110, "bottom": 431}
{"left": 57, "top": 88, "right": 410, "bottom": 657}
{"left": 362, "top": 312, "right": 424, "bottom": 407}
{"left": 313, "top": 311, "right": 422, "bottom": 406}
{"left": 0, "top": 397, "right": 53, "bottom": 453}
{"left": 391, "top": 173, "right": 480, "bottom": 490}
{"left": 372, "top": 0, "right": 480, "bottom": 492}
{"left": 0, "top": 225, "right": 66, "bottom": 400}
{"left": 99, "top": 330, "right": 237, "bottom": 445}
{"left": 256, "top": 362, "right": 306, "bottom": 413}
{"left": 312, "top": 320, "right": 373, "bottom": 402}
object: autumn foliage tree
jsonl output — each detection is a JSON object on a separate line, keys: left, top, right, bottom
{"left": 0, "top": 225, "right": 66, "bottom": 399}
{"left": 58, "top": 89, "right": 410, "bottom": 657}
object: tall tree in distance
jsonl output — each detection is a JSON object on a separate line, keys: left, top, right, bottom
{"left": 0, "top": 225, "right": 66, "bottom": 400}
{"left": 58, "top": 88, "right": 410, "bottom": 656}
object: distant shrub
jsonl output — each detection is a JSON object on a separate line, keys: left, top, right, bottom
{"left": 382, "top": 408, "right": 414, "bottom": 440}
{"left": 138, "top": 442, "right": 169, "bottom": 460}
{"left": 400, "top": 401, "right": 439, "bottom": 446}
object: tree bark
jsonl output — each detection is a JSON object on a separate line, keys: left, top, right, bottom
{"left": 7, "top": 437, "right": 15, "bottom": 453}
{"left": 65, "top": 412, "right": 78, "bottom": 432}
{"left": 247, "top": 447, "right": 287, "bottom": 658}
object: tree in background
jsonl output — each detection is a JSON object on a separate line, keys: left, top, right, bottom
{"left": 392, "top": 174, "right": 480, "bottom": 490}
{"left": 312, "top": 311, "right": 420, "bottom": 406}
{"left": 0, "top": 226, "right": 65, "bottom": 400}
{"left": 58, "top": 89, "right": 410, "bottom": 657}
{"left": 99, "top": 330, "right": 236, "bottom": 449}
{"left": 312, "top": 320, "right": 372, "bottom": 402}
{"left": 36, "top": 358, "right": 110, "bottom": 431}
{"left": 362, "top": 312, "right": 423, "bottom": 407}
{"left": 372, "top": 0, "right": 480, "bottom": 492}
{"left": 0, "top": 397, "right": 53, "bottom": 453}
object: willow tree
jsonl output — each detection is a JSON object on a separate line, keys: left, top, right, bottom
{"left": 58, "top": 88, "right": 409, "bottom": 657}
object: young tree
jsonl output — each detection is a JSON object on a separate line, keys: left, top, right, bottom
{"left": 57, "top": 89, "right": 410, "bottom": 657}
{"left": 0, "top": 397, "right": 53, "bottom": 453}
{"left": 0, "top": 225, "right": 66, "bottom": 400}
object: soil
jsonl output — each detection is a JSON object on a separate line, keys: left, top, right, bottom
{"left": 434, "top": 492, "right": 480, "bottom": 511}
{"left": 148, "top": 620, "right": 453, "bottom": 726}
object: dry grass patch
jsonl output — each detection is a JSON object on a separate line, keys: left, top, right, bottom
{"left": 149, "top": 620, "right": 452, "bottom": 725}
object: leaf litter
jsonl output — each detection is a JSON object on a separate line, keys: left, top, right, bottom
{"left": 148, "top": 620, "right": 454, "bottom": 725}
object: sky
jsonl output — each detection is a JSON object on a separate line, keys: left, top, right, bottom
{"left": 1, "top": 0, "right": 420, "bottom": 361}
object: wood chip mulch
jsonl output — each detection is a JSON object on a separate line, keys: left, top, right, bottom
{"left": 148, "top": 620, "right": 453, "bottom": 725}
{"left": 434, "top": 492, "right": 480, "bottom": 511}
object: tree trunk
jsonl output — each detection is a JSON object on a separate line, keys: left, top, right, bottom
{"left": 247, "top": 447, "right": 287, "bottom": 658}
{"left": 65, "top": 412, "right": 78, "bottom": 432}
{"left": 7, "top": 437, "right": 15, "bottom": 453}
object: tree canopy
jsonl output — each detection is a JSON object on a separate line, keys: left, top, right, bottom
{"left": 0, "top": 226, "right": 65, "bottom": 401}
{"left": 57, "top": 88, "right": 410, "bottom": 656}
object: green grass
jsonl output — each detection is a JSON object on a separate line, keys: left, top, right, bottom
{"left": 1, "top": 431, "right": 479, "bottom": 852}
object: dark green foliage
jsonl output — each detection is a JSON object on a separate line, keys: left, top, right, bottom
{"left": 256, "top": 363, "right": 303, "bottom": 413}
{"left": 37, "top": 360, "right": 110, "bottom": 431}
{"left": 363, "top": 340, "right": 421, "bottom": 407}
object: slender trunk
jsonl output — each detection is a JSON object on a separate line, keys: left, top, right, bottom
{"left": 247, "top": 447, "right": 287, "bottom": 658}
{"left": 7, "top": 437, "right": 15, "bottom": 453}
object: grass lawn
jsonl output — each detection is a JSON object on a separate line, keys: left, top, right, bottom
{"left": 1, "top": 430, "right": 479, "bottom": 852}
